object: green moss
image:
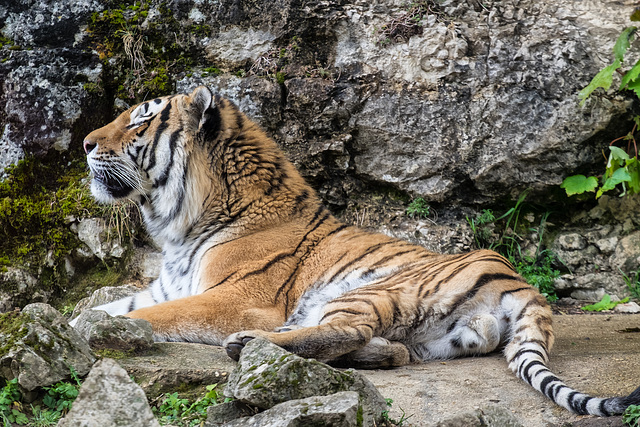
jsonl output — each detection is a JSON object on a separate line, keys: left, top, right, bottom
{"left": 0, "top": 311, "right": 28, "bottom": 356}
{"left": 95, "top": 348, "right": 135, "bottom": 359}
{"left": 0, "top": 154, "right": 99, "bottom": 267}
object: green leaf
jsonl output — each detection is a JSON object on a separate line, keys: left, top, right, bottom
{"left": 632, "top": 9, "right": 640, "bottom": 21}
{"left": 582, "top": 294, "right": 629, "bottom": 311}
{"left": 560, "top": 175, "right": 599, "bottom": 196}
{"left": 597, "top": 168, "right": 632, "bottom": 198}
{"left": 610, "top": 146, "right": 631, "bottom": 161}
{"left": 626, "top": 157, "right": 640, "bottom": 194}
{"left": 627, "top": 78, "right": 640, "bottom": 98}
{"left": 613, "top": 27, "right": 637, "bottom": 62}
{"left": 579, "top": 60, "right": 621, "bottom": 105}
{"left": 620, "top": 59, "right": 640, "bottom": 90}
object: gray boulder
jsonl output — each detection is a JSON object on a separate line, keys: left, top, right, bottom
{"left": 72, "top": 309, "right": 153, "bottom": 352}
{"left": 71, "top": 284, "right": 139, "bottom": 319}
{"left": 435, "top": 404, "right": 524, "bottom": 427}
{"left": 224, "top": 338, "right": 387, "bottom": 426}
{"left": 0, "top": 303, "right": 95, "bottom": 391}
{"left": 216, "top": 391, "right": 362, "bottom": 427}
{"left": 57, "top": 358, "right": 160, "bottom": 427}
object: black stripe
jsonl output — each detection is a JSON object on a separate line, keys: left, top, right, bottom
{"left": 540, "top": 374, "right": 561, "bottom": 399}
{"left": 500, "top": 286, "right": 532, "bottom": 300}
{"left": 153, "top": 127, "right": 182, "bottom": 188}
{"left": 203, "top": 272, "right": 236, "bottom": 293}
{"left": 516, "top": 297, "right": 547, "bottom": 322}
{"left": 144, "top": 102, "right": 172, "bottom": 172}
{"left": 324, "top": 241, "right": 395, "bottom": 285}
{"left": 128, "top": 297, "right": 136, "bottom": 312}
{"left": 599, "top": 399, "right": 611, "bottom": 417}
{"left": 507, "top": 348, "right": 546, "bottom": 365}
{"left": 320, "top": 308, "right": 368, "bottom": 321}
{"left": 445, "top": 273, "right": 520, "bottom": 319}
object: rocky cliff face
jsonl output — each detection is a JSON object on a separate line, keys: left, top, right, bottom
{"left": 1, "top": 0, "right": 639, "bottom": 304}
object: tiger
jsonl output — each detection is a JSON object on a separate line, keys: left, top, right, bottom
{"left": 76, "top": 85, "right": 640, "bottom": 417}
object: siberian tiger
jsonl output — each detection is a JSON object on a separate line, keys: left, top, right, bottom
{"left": 78, "top": 86, "right": 639, "bottom": 417}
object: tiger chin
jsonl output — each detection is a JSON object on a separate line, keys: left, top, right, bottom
{"left": 76, "top": 86, "right": 640, "bottom": 417}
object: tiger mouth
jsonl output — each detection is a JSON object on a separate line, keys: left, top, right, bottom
{"left": 91, "top": 168, "right": 135, "bottom": 199}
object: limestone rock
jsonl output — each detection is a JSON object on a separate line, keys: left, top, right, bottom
{"left": 57, "top": 358, "right": 160, "bottom": 427}
{"left": 0, "top": 49, "right": 103, "bottom": 173}
{"left": 0, "top": 303, "right": 95, "bottom": 391}
{"left": 614, "top": 302, "right": 640, "bottom": 314}
{"left": 71, "top": 284, "right": 140, "bottom": 319}
{"left": 205, "top": 401, "right": 256, "bottom": 426}
{"left": 72, "top": 309, "right": 153, "bottom": 352}
{"left": 610, "top": 231, "right": 640, "bottom": 273}
{"left": 75, "top": 218, "right": 126, "bottom": 260}
{"left": 117, "top": 342, "right": 235, "bottom": 399}
{"left": 435, "top": 404, "right": 524, "bottom": 427}
{"left": 225, "top": 338, "right": 387, "bottom": 426}
{"left": 0, "top": 267, "right": 41, "bottom": 313}
{"left": 216, "top": 391, "right": 362, "bottom": 427}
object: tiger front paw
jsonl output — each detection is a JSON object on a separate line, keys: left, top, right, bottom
{"left": 223, "top": 330, "right": 269, "bottom": 361}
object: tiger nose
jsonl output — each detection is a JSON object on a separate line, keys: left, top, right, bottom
{"left": 83, "top": 139, "right": 97, "bottom": 154}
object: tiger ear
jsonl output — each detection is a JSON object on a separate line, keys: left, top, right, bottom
{"left": 190, "top": 86, "right": 213, "bottom": 118}
{"left": 190, "top": 86, "right": 221, "bottom": 141}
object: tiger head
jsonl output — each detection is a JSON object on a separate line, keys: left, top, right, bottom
{"left": 83, "top": 86, "right": 218, "bottom": 205}
{"left": 83, "top": 86, "right": 313, "bottom": 242}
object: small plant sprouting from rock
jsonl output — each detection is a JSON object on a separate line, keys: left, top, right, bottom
{"left": 620, "top": 268, "right": 640, "bottom": 300}
{"left": 624, "top": 404, "right": 640, "bottom": 427}
{"left": 0, "top": 366, "right": 81, "bottom": 426}
{"left": 406, "top": 197, "right": 430, "bottom": 219}
{"left": 0, "top": 378, "right": 28, "bottom": 426}
{"left": 381, "top": 398, "right": 412, "bottom": 426}
{"left": 375, "top": 0, "right": 446, "bottom": 46}
{"left": 466, "top": 192, "right": 561, "bottom": 301}
{"left": 152, "top": 384, "right": 229, "bottom": 426}
{"left": 561, "top": 18, "right": 640, "bottom": 199}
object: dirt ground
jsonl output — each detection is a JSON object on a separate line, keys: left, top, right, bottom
{"left": 361, "top": 313, "right": 640, "bottom": 426}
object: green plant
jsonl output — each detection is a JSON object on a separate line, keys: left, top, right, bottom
{"left": 466, "top": 209, "right": 496, "bottom": 248}
{"left": 516, "top": 252, "right": 561, "bottom": 302}
{"left": 27, "top": 405, "right": 61, "bottom": 427}
{"left": 0, "top": 379, "right": 28, "bottom": 426}
{"left": 406, "top": 197, "right": 430, "bottom": 219}
{"left": 381, "top": 398, "right": 412, "bottom": 426}
{"left": 42, "top": 366, "right": 82, "bottom": 414}
{"left": 581, "top": 294, "right": 629, "bottom": 312}
{"left": 562, "top": 21, "right": 640, "bottom": 199}
{"left": 624, "top": 404, "right": 640, "bottom": 427}
{"left": 467, "top": 192, "right": 563, "bottom": 301}
{"left": 620, "top": 268, "right": 640, "bottom": 300}
{"left": 153, "top": 384, "right": 227, "bottom": 426}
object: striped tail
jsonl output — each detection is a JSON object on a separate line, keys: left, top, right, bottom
{"left": 504, "top": 293, "right": 640, "bottom": 416}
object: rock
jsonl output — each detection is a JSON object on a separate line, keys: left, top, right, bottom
{"left": 215, "top": 391, "right": 362, "bottom": 427}
{"left": 57, "top": 358, "right": 160, "bottom": 427}
{"left": 557, "top": 233, "right": 588, "bottom": 251}
{"left": 225, "top": 338, "right": 387, "bottom": 426}
{"left": 0, "top": 267, "right": 41, "bottom": 313}
{"left": 205, "top": 401, "right": 256, "bottom": 426}
{"left": 0, "top": 48, "right": 104, "bottom": 173}
{"left": 0, "top": 303, "right": 95, "bottom": 391}
{"left": 610, "top": 231, "right": 640, "bottom": 273}
{"left": 71, "top": 284, "right": 140, "bottom": 319}
{"left": 435, "top": 404, "right": 524, "bottom": 427}
{"left": 614, "top": 302, "right": 640, "bottom": 314}
{"left": 75, "top": 218, "right": 126, "bottom": 261}
{"left": 72, "top": 310, "right": 153, "bottom": 352}
{"left": 117, "top": 342, "right": 235, "bottom": 399}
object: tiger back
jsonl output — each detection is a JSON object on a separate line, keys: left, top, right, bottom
{"left": 76, "top": 86, "right": 640, "bottom": 417}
